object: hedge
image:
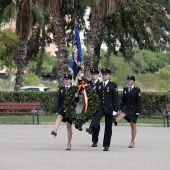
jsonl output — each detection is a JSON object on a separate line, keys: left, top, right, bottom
{"left": 0, "top": 91, "right": 58, "bottom": 114}
{"left": 0, "top": 91, "right": 169, "bottom": 117}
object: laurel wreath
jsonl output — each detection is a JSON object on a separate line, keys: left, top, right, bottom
{"left": 63, "top": 85, "right": 100, "bottom": 125}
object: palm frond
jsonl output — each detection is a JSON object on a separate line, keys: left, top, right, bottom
{"left": 1, "top": 2, "right": 17, "bottom": 23}
{"left": 16, "top": 0, "right": 33, "bottom": 38}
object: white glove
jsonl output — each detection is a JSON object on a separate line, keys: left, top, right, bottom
{"left": 136, "top": 113, "right": 140, "bottom": 115}
{"left": 79, "top": 73, "right": 84, "bottom": 80}
{"left": 112, "top": 111, "right": 118, "bottom": 116}
{"left": 80, "top": 72, "right": 84, "bottom": 77}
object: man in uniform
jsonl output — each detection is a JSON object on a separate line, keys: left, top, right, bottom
{"left": 76, "top": 68, "right": 100, "bottom": 134}
{"left": 87, "top": 69, "right": 100, "bottom": 147}
{"left": 86, "top": 68, "right": 118, "bottom": 151}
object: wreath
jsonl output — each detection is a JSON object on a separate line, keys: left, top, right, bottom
{"left": 63, "top": 82, "right": 100, "bottom": 125}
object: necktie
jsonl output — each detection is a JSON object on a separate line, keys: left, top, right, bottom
{"left": 65, "top": 87, "right": 68, "bottom": 92}
{"left": 128, "top": 87, "right": 132, "bottom": 93}
{"left": 103, "top": 83, "right": 105, "bottom": 88}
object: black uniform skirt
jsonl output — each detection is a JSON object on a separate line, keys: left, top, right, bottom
{"left": 58, "top": 111, "right": 72, "bottom": 125}
{"left": 121, "top": 107, "right": 138, "bottom": 124}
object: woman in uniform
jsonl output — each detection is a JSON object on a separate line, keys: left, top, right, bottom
{"left": 51, "top": 74, "right": 78, "bottom": 150}
{"left": 116, "top": 75, "right": 141, "bottom": 148}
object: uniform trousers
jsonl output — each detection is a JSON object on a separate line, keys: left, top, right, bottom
{"left": 92, "top": 125, "right": 100, "bottom": 143}
{"left": 90, "top": 108, "right": 113, "bottom": 147}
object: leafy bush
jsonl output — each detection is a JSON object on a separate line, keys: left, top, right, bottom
{"left": 0, "top": 91, "right": 169, "bottom": 116}
{"left": 22, "top": 73, "right": 39, "bottom": 86}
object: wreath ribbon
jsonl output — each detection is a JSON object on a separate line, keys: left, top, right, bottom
{"left": 77, "top": 80, "right": 88, "bottom": 112}
{"left": 64, "top": 80, "right": 88, "bottom": 113}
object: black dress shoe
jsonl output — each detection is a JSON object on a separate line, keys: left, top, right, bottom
{"left": 92, "top": 142, "right": 98, "bottom": 147}
{"left": 103, "top": 146, "right": 109, "bottom": 151}
{"left": 51, "top": 131, "right": 57, "bottom": 138}
{"left": 75, "top": 124, "right": 83, "bottom": 131}
{"left": 113, "top": 120, "right": 118, "bottom": 126}
{"left": 78, "top": 126, "right": 83, "bottom": 131}
{"left": 86, "top": 128, "right": 93, "bottom": 134}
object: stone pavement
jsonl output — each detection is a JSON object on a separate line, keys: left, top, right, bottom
{"left": 0, "top": 123, "right": 170, "bottom": 170}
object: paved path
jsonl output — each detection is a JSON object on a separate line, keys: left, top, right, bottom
{"left": 0, "top": 123, "right": 170, "bottom": 170}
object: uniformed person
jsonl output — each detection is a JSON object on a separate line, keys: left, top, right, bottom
{"left": 86, "top": 68, "right": 118, "bottom": 151}
{"left": 76, "top": 69, "right": 100, "bottom": 133}
{"left": 51, "top": 74, "right": 79, "bottom": 150}
{"left": 116, "top": 75, "right": 141, "bottom": 148}
{"left": 87, "top": 69, "right": 101, "bottom": 147}
{"left": 87, "top": 68, "right": 100, "bottom": 88}
{"left": 75, "top": 69, "right": 100, "bottom": 132}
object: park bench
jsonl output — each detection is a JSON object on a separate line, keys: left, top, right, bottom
{"left": 0, "top": 102, "right": 40, "bottom": 124}
{"left": 163, "top": 104, "right": 170, "bottom": 127}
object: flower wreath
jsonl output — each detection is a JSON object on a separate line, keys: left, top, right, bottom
{"left": 63, "top": 83, "right": 100, "bottom": 125}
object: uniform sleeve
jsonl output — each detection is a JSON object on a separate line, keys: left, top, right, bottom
{"left": 136, "top": 88, "right": 141, "bottom": 113}
{"left": 113, "top": 83, "right": 118, "bottom": 112}
{"left": 74, "top": 95, "right": 79, "bottom": 102}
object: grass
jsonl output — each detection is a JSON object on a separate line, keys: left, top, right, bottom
{"left": 0, "top": 115, "right": 164, "bottom": 125}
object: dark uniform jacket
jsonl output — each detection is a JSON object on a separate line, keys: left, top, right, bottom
{"left": 120, "top": 86, "right": 141, "bottom": 115}
{"left": 95, "top": 81, "right": 118, "bottom": 114}
{"left": 87, "top": 79, "right": 100, "bottom": 88}
{"left": 56, "top": 86, "right": 73, "bottom": 114}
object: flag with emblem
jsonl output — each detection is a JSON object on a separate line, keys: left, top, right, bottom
{"left": 69, "top": 24, "right": 84, "bottom": 81}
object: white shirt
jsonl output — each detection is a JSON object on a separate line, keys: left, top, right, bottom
{"left": 92, "top": 79, "right": 99, "bottom": 84}
{"left": 103, "top": 80, "right": 109, "bottom": 86}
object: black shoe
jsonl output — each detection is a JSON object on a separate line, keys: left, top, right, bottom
{"left": 51, "top": 131, "right": 57, "bottom": 138}
{"left": 128, "top": 143, "right": 135, "bottom": 148}
{"left": 86, "top": 128, "right": 93, "bottom": 135}
{"left": 75, "top": 124, "right": 83, "bottom": 131}
{"left": 66, "top": 145, "right": 71, "bottom": 150}
{"left": 92, "top": 142, "right": 98, "bottom": 147}
{"left": 103, "top": 146, "right": 109, "bottom": 151}
{"left": 113, "top": 120, "right": 118, "bottom": 126}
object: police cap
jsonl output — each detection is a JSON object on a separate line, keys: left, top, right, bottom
{"left": 90, "top": 68, "right": 99, "bottom": 74}
{"left": 64, "top": 74, "right": 72, "bottom": 80}
{"left": 101, "top": 68, "right": 111, "bottom": 74}
{"left": 127, "top": 75, "right": 135, "bottom": 81}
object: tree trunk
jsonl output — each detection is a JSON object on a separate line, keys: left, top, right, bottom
{"left": 84, "top": 18, "right": 103, "bottom": 79}
{"left": 94, "top": 43, "right": 101, "bottom": 69}
{"left": 14, "top": 37, "right": 27, "bottom": 91}
{"left": 51, "top": 12, "right": 68, "bottom": 87}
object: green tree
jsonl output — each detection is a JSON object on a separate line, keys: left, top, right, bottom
{"left": 102, "top": 0, "right": 170, "bottom": 62}
{"left": 130, "top": 49, "right": 170, "bottom": 74}
{"left": 0, "top": 29, "right": 18, "bottom": 63}
{"left": 158, "top": 65, "right": 170, "bottom": 81}
{"left": 0, "top": 0, "right": 35, "bottom": 90}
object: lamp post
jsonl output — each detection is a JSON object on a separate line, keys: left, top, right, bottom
{"left": 9, "top": 60, "right": 12, "bottom": 91}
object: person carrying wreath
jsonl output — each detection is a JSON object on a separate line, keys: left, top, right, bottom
{"left": 86, "top": 68, "right": 118, "bottom": 151}
{"left": 87, "top": 68, "right": 101, "bottom": 147}
{"left": 115, "top": 75, "right": 141, "bottom": 148}
{"left": 51, "top": 74, "right": 79, "bottom": 150}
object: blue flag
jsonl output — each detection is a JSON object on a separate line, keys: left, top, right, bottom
{"left": 69, "top": 24, "right": 84, "bottom": 81}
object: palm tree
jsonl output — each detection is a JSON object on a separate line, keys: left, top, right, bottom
{"left": 81, "top": 0, "right": 117, "bottom": 78}
{"left": 47, "top": 0, "right": 69, "bottom": 86}
{"left": 0, "top": 0, "right": 34, "bottom": 91}
{"left": 14, "top": 0, "right": 34, "bottom": 91}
